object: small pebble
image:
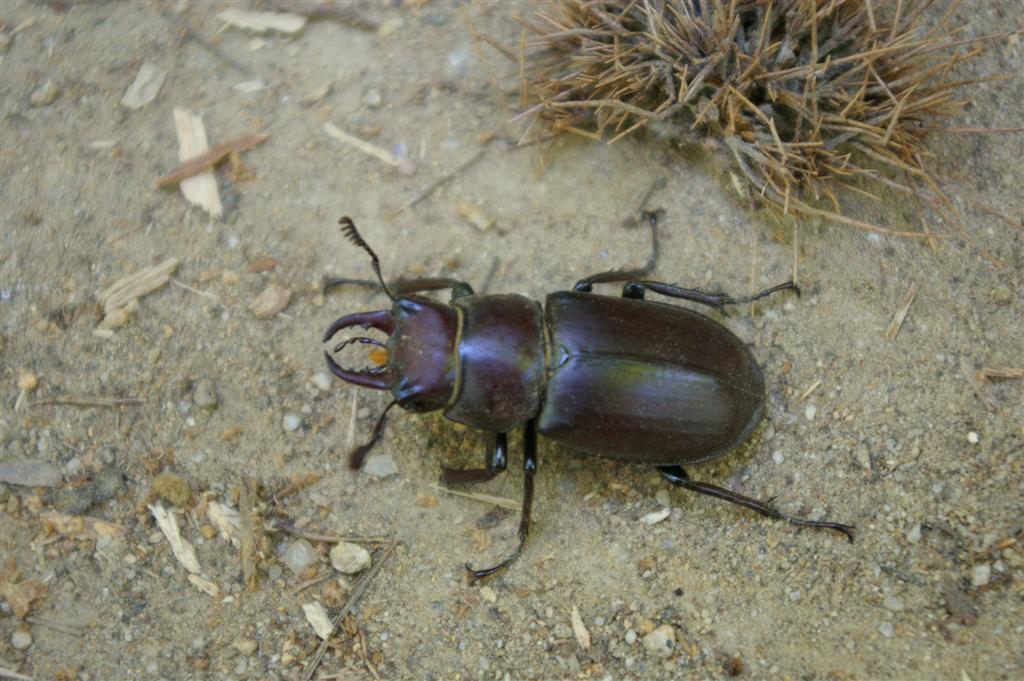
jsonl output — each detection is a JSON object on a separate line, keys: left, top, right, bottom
{"left": 282, "top": 539, "right": 318, "bottom": 575}
{"left": 30, "top": 79, "right": 59, "bottom": 106}
{"left": 655, "top": 489, "right": 671, "bottom": 507}
{"left": 879, "top": 622, "right": 894, "bottom": 638}
{"left": 625, "top": 629, "right": 637, "bottom": 645}
{"left": 362, "top": 452, "right": 398, "bottom": 478}
{"left": 641, "top": 625, "right": 675, "bottom": 657}
{"left": 966, "top": 431, "right": 979, "bottom": 445}
{"left": 282, "top": 414, "right": 301, "bottom": 432}
{"left": 193, "top": 379, "right": 219, "bottom": 410}
{"left": 479, "top": 586, "right": 497, "bottom": 603}
{"left": 11, "top": 628, "right": 32, "bottom": 650}
{"left": 363, "top": 88, "right": 382, "bottom": 108}
{"left": 905, "top": 523, "right": 922, "bottom": 544}
{"left": 329, "top": 541, "right": 371, "bottom": 574}
{"left": 772, "top": 450, "right": 784, "bottom": 464}
{"left": 234, "top": 639, "right": 258, "bottom": 656}
{"left": 312, "top": 372, "right": 332, "bottom": 391}
{"left": 804, "top": 404, "right": 817, "bottom": 420}
{"left": 883, "top": 595, "right": 905, "bottom": 612}
{"left": 971, "top": 563, "right": 991, "bottom": 587}
{"left": 249, "top": 285, "right": 291, "bottom": 318}
{"left": 641, "top": 508, "right": 671, "bottom": 525}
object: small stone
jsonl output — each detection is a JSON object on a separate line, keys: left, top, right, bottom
{"left": 377, "top": 16, "right": 403, "bottom": 37}
{"left": 641, "top": 508, "right": 671, "bottom": 525}
{"left": 971, "top": 563, "right": 991, "bottom": 587}
{"left": 655, "top": 489, "right": 671, "bottom": 507}
{"left": 11, "top": 628, "right": 32, "bottom": 650}
{"left": 0, "top": 459, "right": 62, "bottom": 487}
{"left": 905, "top": 523, "right": 922, "bottom": 544}
{"left": 624, "top": 629, "right": 637, "bottom": 645}
{"left": 966, "top": 431, "right": 979, "bottom": 445}
{"left": 641, "top": 625, "right": 675, "bottom": 657}
{"left": 804, "top": 404, "right": 817, "bottom": 420}
{"left": 302, "top": 602, "right": 335, "bottom": 640}
{"left": 30, "top": 79, "right": 59, "bottom": 107}
{"left": 879, "top": 622, "right": 894, "bottom": 638}
{"left": 282, "top": 414, "right": 301, "bottom": 432}
{"left": 329, "top": 541, "right": 371, "bottom": 574}
{"left": 234, "top": 639, "right": 258, "bottom": 656}
{"left": 282, "top": 539, "right": 318, "bottom": 575}
{"left": 312, "top": 372, "right": 332, "bottom": 391}
{"left": 193, "top": 379, "right": 219, "bottom": 410}
{"left": 479, "top": 586, "right": 497, "bottom": 603}
{"left": 249, "top": 285, "right": 291, "bottom": 318}
{"left": 18, "top": 371, "right": 38, "bottom": 391}
{"left": 772, "top": 450, "right": 784, "bottom": 464}
{"left": 363, "top": 88, "right": 382, "bottom": 108}
{"left": 362, "top": 452, "right": 398, "bottom": 478}
{"left": 883, "top": 595, "right": 905, "bottom": 612}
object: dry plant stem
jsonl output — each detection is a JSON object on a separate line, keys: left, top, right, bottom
{"left": 427, "top": 483, "right": 520, "bottom": 511}
{"left": 518, "top": 0, "right": 1016, "bottom": 241}
{"left": 302, "top": 540, "right": 398, "bottom": 681}
{"left": 885, "top": 282, "right": 919, "bottom": 340}
{"left": 385, "top": 147, "right": 489, "bottom": 220}
{"left": 156, "top": 132, "right": 269, "bottom": 188}
{"left": 29, "top": 396, "right": 143, "bottom": 408}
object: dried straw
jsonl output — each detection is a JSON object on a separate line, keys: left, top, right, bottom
{"left": 518, "top": 0, "right": 1016, "bottom": 240}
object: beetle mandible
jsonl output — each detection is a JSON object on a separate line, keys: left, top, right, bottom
{"left": 323, "top": 213, "right": 853, "bottom": 578}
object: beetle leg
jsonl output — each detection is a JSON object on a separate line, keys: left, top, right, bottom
{"left": 656, "top": 465, "right": 854, "bottom": 542}
{"left": 573, "top": 210, "right": 661, "bottom": 292}
{"left": 441, "top": 432, "right": 508, "bottom": 485}
{"left": 625, "top": 281, "right": 800, "bottom": 312}
{"left": 347, "top": 400, "right": 398, "bottom": 470}
{"left": 465, "top": 420, "right": 538, "bottom": 579}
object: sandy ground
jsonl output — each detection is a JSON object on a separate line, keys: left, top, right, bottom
{"left": 1, "top": 1, "right": 1022, "bottom": 679}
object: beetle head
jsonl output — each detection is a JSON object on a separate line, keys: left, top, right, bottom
{"left": 324, "top": 296, "right": 458, "bottom": 412}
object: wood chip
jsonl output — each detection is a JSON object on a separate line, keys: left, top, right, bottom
{"left": 121, "top": 62, "right": 166, "bottom": 110}
{"left": 571, "top": 605, "right": 591, "bottom": 650}
{"left": 302, "top": 601, "right": 336, "bottom": 640}
{"left": 173, "top": 108, "right": 223, "bottom": 217}
{"left": 188, "top": 574, "right": 221, "bottom": 596}
{"left": 98, "top": 258, "right": 179, "bottom": 315}
{"left": 149, "top": 503, "right": 201, "bottom": 574}
{"left": 217, "top": 8, "right": 306, "bottom": 34}
{"left": 884, "top": 282, "right": 918, "bottom": 340}
{"left": 324, "top": 122, "right": 401, "bottom": 167}
{"left": 249, "top": 285, "right": 291, "bottom": 317}
{"left": 207, "top": 501, "right": 241, "bottom": 547}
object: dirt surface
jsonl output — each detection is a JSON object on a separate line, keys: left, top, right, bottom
{"left": 1, "top": 2, "right": 1022, "bottom": 680}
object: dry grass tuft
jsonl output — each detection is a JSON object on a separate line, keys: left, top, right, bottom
{"left": 515, "top": 0, "right": 1018, "bottom": 241}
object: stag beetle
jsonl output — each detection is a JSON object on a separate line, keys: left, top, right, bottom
{"left": 323, "top": 212, "right": 853, "bottom": 578}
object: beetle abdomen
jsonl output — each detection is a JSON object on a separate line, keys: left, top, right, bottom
{"left": 538, "top": 292, "right": 765, "bottom": 464}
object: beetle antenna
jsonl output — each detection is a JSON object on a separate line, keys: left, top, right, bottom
{"left": 339, "top": 216, "right": 395, "bottom": 301}
{"left": 348, "top": 399, "right": 398, "bottom": 470}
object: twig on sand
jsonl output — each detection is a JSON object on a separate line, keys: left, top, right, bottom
{"left": 156, "top": 132, "right": 268, "bottom": 188}
{"left": 884, "top": 282, "right": 919, "bottom": 340}
{"left": 427, "top": 483, "right": 519, "bottom": 511}
{"left": 385, "top": 147, "right": 489, "bottom": 221}
{"left": 302, "top": 540, "right": 398, "bottom": 681}
{"left": 29, "top": 396, "right": 143, "bottom": 408}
